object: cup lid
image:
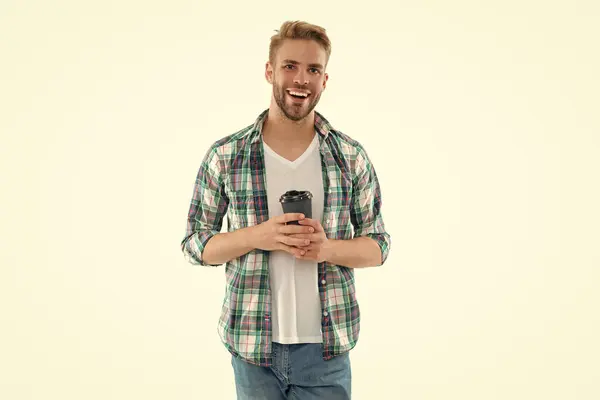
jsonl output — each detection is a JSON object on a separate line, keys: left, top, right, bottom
{"left": 279, "top": 190, "right": 313, "bottom": 203}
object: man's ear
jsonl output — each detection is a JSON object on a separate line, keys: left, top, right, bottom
{"left": 265, "top": 62, "right": 273, "bottom": 84}
{"left": 322, "top": 72, "right": 329, "bottom": 90}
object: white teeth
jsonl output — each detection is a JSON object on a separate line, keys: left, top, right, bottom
{"left": 288, "top": 90, "right": 308, "bottom": 97}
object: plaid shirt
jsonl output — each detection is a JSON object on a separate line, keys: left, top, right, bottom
{"left": 181, "top": 109, "right": 391, "bottom": 367}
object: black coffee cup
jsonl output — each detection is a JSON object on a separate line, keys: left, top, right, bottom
{"left": 279, "top": 190, "right": 312, "bottom": 225}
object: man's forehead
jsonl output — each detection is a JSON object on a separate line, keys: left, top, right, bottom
{"left": 276, "top": 40, "right": 327, "bottom": 64}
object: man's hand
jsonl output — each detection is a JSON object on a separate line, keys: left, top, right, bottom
{"left": 287, "top": 218, "right": 332, "bottom": 263}
{"left": 248, "top": 213, "right": 315, "bottom": 258}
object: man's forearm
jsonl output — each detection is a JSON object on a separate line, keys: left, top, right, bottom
{"left": 201, "top": 227, "right": 255, "bottom": 265}
{"left": 325, "top": 236, "right": 383, "bottom": 268}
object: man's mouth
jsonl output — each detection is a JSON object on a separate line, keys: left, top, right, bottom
{"left": 286, "top": 89, "right": 311, "bottom": 101}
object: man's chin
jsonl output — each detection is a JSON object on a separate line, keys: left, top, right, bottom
{"left": 273, "top": 93, "right": 316, "bottom": 121}
{"left": 286, "top": 110, "right": 310, "bottom": 121}
{"left": 279, "top": 104, "right": 307, "bottom": 120}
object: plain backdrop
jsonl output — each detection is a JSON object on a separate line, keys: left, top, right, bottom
{"left": 1, "top": 1, "right": 599, "bottom": 399}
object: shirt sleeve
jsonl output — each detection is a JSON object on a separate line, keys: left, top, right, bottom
{"left": 180, "top": 145, "right": 229, "bottom": 267}
{"left": 350, "top": 144, "right": 392, "bottom": 265}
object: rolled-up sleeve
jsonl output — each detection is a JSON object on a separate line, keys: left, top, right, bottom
{"left": 350, "top": 145, "right": 392, "bottom": 265}
{"left": 180, "top": 146, "right": 229, "bottom": 267}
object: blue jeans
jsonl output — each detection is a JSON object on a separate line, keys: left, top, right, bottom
{"left": 231, "top": 342, "right": 352, "bottom": 399}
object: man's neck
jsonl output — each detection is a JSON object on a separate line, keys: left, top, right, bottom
{"left": 262, "top": 106, "right": 316, "bottom": 146}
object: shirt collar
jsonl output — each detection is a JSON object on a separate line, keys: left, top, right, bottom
{"left": 249, "top": 109, "right": 334, "bottom": 145}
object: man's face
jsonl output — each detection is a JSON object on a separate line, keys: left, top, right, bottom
{"left": 266, "top": 39, "right": 329, "bottom": 122}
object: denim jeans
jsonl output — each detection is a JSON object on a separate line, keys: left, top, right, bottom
{"left": 231, "top": 342, "right": 352, "bottom": 399}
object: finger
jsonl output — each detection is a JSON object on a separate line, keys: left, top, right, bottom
{"left": 288, "top": 233, "right": 318, "bottom": 242}
{"left": 277, "top": 234, "right": 311, "bottom": 248}
{"left": 277, "top": 243, "right": 306, "bottom": 257}
{"left": 298, "top": 218, "right": 324, "bottom": 232}
{"left": 278, "top": 225, "right": 314, "bottom": 235}
{"left": 292, "top": 246, "right": 307, "bottom": 257}
{"left": 295, "top": 244, "right": 315, "bottom": 252}
{"left": 288, "top": 233, "right": 307, "bottom": 240}
{"left": 297, "top": 218, "right": 315, "bottom": 227}
{"left": 277, "top": 213, "right": 305, "bottom": 224}
{"left": 295, "top": 248, "right": 312, "bottom": 259}
{"left": 292, "top": 238, "right": 311, "bottom": 247}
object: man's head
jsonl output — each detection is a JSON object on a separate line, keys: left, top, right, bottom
{"left": 265, "top": 21, "right": 331, "bottom": 122}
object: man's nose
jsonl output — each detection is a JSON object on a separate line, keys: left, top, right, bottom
{"left": 293, "top": 71, "right": 309, "bottom": 85}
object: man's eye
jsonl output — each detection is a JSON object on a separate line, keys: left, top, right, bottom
{"left": 310, "top": 68, "right": 320, "bottom": 74}
{"left": 284, "top": 65, "right": 294, "bottom": 69}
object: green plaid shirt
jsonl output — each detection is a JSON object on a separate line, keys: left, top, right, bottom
{"left": 181, "top": 109, "right": 391, "bottom": 366}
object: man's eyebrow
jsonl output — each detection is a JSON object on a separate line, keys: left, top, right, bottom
{"left": 282, "top": 59, "right": 324, "bottom": 69}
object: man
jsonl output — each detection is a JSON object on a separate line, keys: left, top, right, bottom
{"left": 181, "top": 20, "right": 391, "bottom": 399}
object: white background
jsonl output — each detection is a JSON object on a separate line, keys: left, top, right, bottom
{"left": 1, "top": 1, "right": 599, "bottom": 399}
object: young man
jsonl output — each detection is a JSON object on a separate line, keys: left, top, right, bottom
{"left": 181, "top": 20, "right": 391, "bottom": 399}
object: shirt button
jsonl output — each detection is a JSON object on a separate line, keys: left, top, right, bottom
{"left": 323, "top": 311, "right": 328, "bottom": 317}
{"left": 321, "top": 279, "right": 326, "bottom": 285}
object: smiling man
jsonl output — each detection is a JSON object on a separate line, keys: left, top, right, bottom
{"left": 269, "top": 46, "right": 324, "bottom": 122}
{"left": 181, "top": 20, "right": 391, "bottom": 399}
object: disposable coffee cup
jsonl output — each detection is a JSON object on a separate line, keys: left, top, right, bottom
{"left": 279, "top": 190, "right": 312, "bottom": 225}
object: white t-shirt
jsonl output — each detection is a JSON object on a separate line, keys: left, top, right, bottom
{"left": 262, "top": 132, "right": 324, "bottom": 344}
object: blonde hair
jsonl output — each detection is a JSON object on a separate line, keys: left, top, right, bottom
{"left": 269, "top": 20, "right": 332, "bottom": 67}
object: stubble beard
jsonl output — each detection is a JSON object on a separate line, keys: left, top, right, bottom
{"left": 273, "top": 79, "right": 321, "bottom": 122}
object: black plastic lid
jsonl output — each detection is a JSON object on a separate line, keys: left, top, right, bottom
{"left": 279, "top": 190, "right": 313, "bottom": 203}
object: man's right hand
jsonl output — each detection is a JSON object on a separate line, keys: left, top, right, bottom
{"left": 248, "top": 213, "right": 315, "bottom": 258}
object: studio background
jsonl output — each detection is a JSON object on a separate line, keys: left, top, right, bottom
{"left": 1, "top": 1, "right": 599, "bottom": 399}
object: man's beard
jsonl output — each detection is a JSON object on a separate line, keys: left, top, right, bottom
{"left": 273, "top": 81, "right": 321, "bottom": 122}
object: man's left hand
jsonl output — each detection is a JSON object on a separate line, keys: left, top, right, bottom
{"left": 288, "top": 218, "right": 331, "bottom": 263}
